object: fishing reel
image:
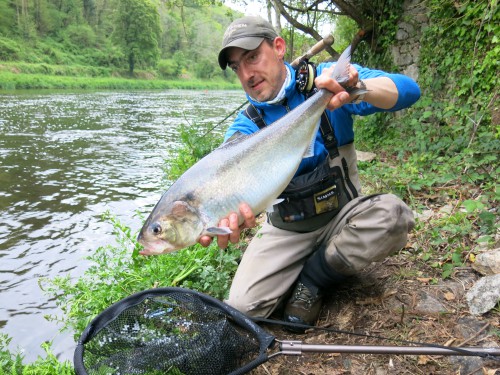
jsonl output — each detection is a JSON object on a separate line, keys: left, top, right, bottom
{"left": 295, "top": 59, "right": 317, "bottom": 96}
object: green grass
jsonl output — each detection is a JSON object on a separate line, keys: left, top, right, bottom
{"left": 0, "top": 335, "right": 73, "bottom": 375}
{"left": 39, "top": 210, "right": 243, "bottom": 336}
{"left": 0, "top": 70, "right": 240, "bottom": 90}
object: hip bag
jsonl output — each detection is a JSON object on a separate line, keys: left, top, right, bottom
{"left": 275, "top": 154, "right": 358, "bottom": 224}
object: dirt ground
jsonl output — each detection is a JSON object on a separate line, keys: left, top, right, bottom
{"left": 244, "top": 238, "right": 499, "bottom": 375}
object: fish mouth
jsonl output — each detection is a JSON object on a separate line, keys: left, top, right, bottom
{"left": 138, "top": 239, "right": 175, "bottom": 256}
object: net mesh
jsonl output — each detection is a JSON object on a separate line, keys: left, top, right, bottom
{"left": 74, "top": 288, "right": 275, "bottom": 375}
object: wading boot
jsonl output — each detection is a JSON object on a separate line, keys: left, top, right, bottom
{"left": 283, "top": 281, "right": 323, "bottom": 333}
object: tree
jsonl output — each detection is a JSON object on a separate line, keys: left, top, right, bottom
{"left": 262, "top": 0, "right": 401, "bottom": 58}
{"left": 0, "top": 0, "right": 17, "bottom": 36}
{"left": 114, "top": 0, "right": 161, "bottom": 75}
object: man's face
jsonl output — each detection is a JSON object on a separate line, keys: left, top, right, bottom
{"left": 226, "top": 38, "right": 287, "bottom": 102}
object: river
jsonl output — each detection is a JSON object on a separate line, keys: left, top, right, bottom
{"left": 0, "top": 89, "right": 246, "bottom": 363}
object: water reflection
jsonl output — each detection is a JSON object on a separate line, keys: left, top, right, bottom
{"left": 0, "top": 89, "right": 245, "bottom": 362}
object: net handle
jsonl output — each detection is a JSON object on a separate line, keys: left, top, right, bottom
{"left": 280, "top": 341, "right": 500, "bottom": 358}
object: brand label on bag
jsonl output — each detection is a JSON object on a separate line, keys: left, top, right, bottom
{"left": 314, "top": 185, "right": 339, "bottom": 214}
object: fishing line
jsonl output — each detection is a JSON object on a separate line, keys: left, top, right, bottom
{"left": 200, "top": 100, "right": 248, "bottom": 138}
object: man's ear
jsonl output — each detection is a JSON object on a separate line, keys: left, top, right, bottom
{"left": 274, "top": 37, "right": 287, "bottom": 59}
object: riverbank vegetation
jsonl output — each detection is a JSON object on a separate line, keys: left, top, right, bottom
{"left": 0, "top": 69, "right": 239, "bottom": 90}
{"left": 0, "top": 0, "right": 498, "bottom": 373}
{"left": 0, "top": 0, "right": 243, "bottom": 90}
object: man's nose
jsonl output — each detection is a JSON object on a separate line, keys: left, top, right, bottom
{"left": 238, "top": 64, "right": 254, "bottom": 82}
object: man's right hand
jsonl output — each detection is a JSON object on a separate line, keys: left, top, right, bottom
{"left": 198, "top": 202, "right": 256, "bottom": 249}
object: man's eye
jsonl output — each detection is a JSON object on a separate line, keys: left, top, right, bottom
{"left": 230, "top": 64, "right": 238, "bottom": 72}
{"left": 247, "top": 52, "right": 259, "bottom": 63}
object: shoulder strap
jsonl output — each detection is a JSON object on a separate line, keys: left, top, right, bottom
{"left": 318, "top": 111, "right": 339, "bottom": 158}
{"left": 242, "top": 103, "right": 266, "bottom": 129}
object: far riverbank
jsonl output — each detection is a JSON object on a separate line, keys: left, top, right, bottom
{"left": 0, "top": 62, "right": 240, "bottom": 91}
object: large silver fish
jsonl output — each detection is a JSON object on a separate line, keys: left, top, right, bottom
{"left": 138, "top": 45, "right": 360, "bottom": 255}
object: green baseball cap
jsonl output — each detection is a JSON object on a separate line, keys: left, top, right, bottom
{"left": 218, "top": 16, "right": 278, "bottom": 70}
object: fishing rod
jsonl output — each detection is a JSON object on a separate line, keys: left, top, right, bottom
{"left": 256, "top": 317, "right": 500, "bottom": 359}
{"left": 202, "top": 33, "right": 335, "bottom": 137}
{"left": 290, "top": 33, "right": 334, "bottom": 68}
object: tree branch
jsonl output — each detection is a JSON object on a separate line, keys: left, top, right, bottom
{"left": 331, "top": 0, "right": 366, "bottom": 26}
{"left": 273, "top": 0, "right": 339, "bottom": 58}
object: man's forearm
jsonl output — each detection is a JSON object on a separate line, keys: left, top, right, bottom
{"left": 355, "top": 77, "right": 398, "bottom": 109}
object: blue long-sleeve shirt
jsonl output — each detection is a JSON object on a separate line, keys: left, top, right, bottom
{"left": 225, "top": 62, "right": 421, "bottom": 176}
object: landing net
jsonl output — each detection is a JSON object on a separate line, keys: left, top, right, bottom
{"left": 74, "top": 288, "right": 275, "bottom": 375}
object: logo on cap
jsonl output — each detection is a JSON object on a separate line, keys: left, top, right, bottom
{"left": 223, "top": 23, "right": 248, "bottom": 41}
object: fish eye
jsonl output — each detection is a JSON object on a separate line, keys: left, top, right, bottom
{"left": 150, "top": 223, "right": 162, "bottom": 235}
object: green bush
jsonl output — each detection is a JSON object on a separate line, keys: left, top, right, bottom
{"left": 40, "top": 211, "right": 242, "bottom": 336}
{"left": 0, "top": 334, "right": 73, "bottom": 375}
{"left": 157, "top": 58, "right": 180, "bottom": 78}
{"left": 0, "top": 37, "right": 20, "bottom": 61}
{"left": 62, "top": 24, "right": 97, "bottom": 48}
{"left": 194, "top": 57, "right": 216, "bottom": 79}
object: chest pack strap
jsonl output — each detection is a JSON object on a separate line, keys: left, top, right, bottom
{"left": 243, "top": 102, "right": 339, "bottom": 159}
{"left": 243, "top": 104, "right": 267, "bottom": 129}
{"left": 318, "top": 111, "right": 339, "bottom": 158}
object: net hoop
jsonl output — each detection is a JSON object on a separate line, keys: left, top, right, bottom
{"left": 74, "top": 287, "right": 276, "bottom": 375}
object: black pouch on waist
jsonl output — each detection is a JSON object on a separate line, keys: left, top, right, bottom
{"left": 271, "top": 156, "right": 358, "bottom": 230}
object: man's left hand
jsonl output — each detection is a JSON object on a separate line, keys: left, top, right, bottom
{"left": 315, "top": 65, "right": 359, "bottom": 110}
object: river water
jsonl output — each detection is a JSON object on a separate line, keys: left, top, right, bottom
{"left": 0, "top": 89, "right": 245, "bottom": 362}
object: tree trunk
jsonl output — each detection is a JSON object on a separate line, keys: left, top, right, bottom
{"left": 129, "top": 53, "right": 135, "bottom": 76}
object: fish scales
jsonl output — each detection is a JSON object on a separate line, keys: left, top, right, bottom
{"left": 195, "top": 89, "right": 332, "bottom": 215}
{"left": 138, "top": 90, "right": 332, "bottom": 255}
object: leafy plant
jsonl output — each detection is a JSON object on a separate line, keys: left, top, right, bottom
{"left": 355, "top": 0, "right": 499, "bottom": 279}
{"left": 0, "top": 335, "right": 73, "bottom": 375}
{"left": 40, "top": 211, "right": 242, "bottom": 338}
{"left": 163, "top": 122, "right": 223, "bottom": 182}
{"left": 409, "top": 196, "right": 498, "bottom": 279}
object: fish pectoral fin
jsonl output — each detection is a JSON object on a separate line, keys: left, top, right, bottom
{"left": 205, "top": 227, "right": 233, "bottom": 235}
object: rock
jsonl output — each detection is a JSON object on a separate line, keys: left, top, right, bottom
{"left": 396, "top": 28, "right": 409, "bottom": 40}
{"left": 414, "top": 292, "right": 447, "bottom": 314}
{"left": 414, "top": 209, "right": 433, "bottom": 221}
{"left": 455, "top": 317, "right": 490, "bottom": 340}
{"left": 472, "top": 250, "right": 500, "bottom": 275}
{"left": 439, "top": 204, "right": 453, "bottom": 215}
{"left": 356, "top": 150, "right": 376, "bottom": 162}
{"left": 403, "top": 64, "right": 419, "bottom": 81}
{"left": 466, "top": 274, "right": 500, "bottom": 315}
{"left": 450, "top": 317, "right": 499, "bottom": 374}
{"left": 449, "top": 356, "right": 488, "bottom": 375}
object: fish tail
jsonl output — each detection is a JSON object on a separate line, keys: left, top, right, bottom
{"left": 331, "top": 45, "right": 369, "bottom": 97}
{"left": 331, "top": 45, "right": 352, "bottom": 84}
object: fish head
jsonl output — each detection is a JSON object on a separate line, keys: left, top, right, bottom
{"left": 137, "top": 200, "right": 204, "bottom": 255}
